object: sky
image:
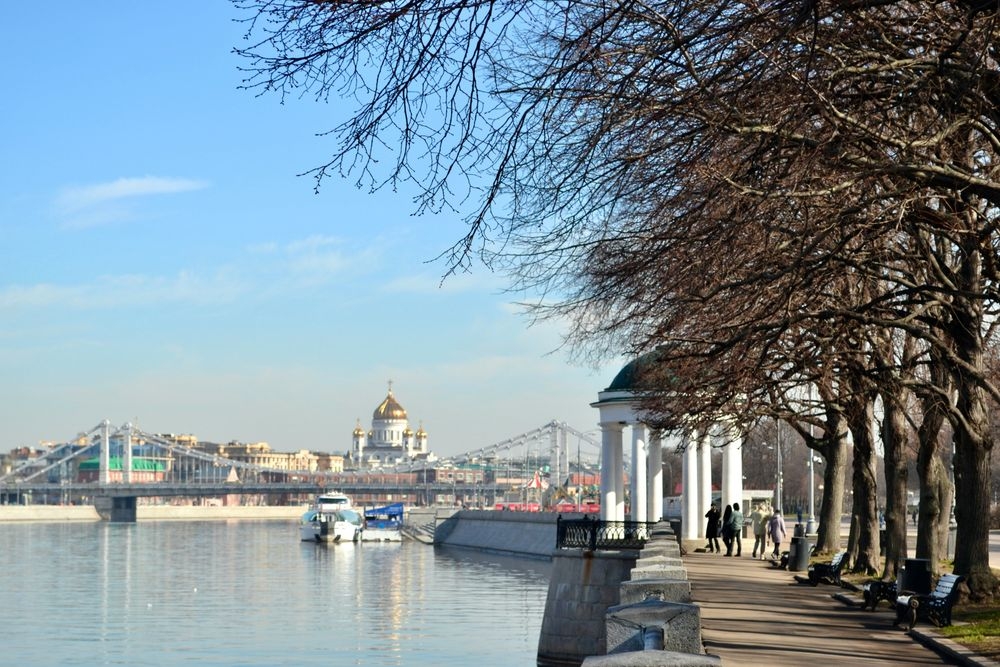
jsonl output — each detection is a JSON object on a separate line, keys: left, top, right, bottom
{"left": 1, "top": 3, "right": 624, "bottom": 457}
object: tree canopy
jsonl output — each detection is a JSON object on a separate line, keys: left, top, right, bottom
{"left": 234, "top": 0, "right": 1000, "bottom": 595}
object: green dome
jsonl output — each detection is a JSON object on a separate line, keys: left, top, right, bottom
{"left": 606, "top": 348, "right": 671, "bottom": 391}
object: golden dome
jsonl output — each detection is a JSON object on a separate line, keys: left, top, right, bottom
{"left": 352, "top": 419, "right": 365, "bottom": 437}
{"left": 373, "top": 389, "right": 408, "bottom": 420}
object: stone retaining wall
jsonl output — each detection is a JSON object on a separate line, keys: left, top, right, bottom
{"left": 433, "top": 509, "right": 559, "bottom": 558}
{"left": 0, "top": 504, "right": 306, "bottom": 522}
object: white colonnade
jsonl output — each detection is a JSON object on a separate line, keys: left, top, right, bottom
{"left": 592, "top": 356, "right": 743, "bottom": 535}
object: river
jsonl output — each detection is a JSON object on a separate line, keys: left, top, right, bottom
{"left": 0, "top": 520, "right": 551, "bottom": 666}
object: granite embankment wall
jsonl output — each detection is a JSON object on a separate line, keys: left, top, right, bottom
{"left": 433, "top": 509, "right": 562, "bottom": 558}
{"left": 0, "top": 505, "right": 306, "bottom": 522}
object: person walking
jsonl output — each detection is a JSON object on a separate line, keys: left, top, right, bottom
{"left": 726, "top": 502, "right": 744, "bottom": 556}
{"left": 768, "top": 507, "right": 787, "bottom": 559}
{"left": 750, "top": 502, "right": 768, "bottom": 559}
{"left": 720, "top": 504, "right": 734, "bottom": 556}
{"left": 704, "top": 503, "right": 721, "bottom": 553}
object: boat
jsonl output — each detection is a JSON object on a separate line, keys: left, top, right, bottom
{"left": 300, "top": 493, "right": 363, "bottom": 543}
{"left": 316, "top": 492, "right": 352, "bottom": 511}
{"left": 361, "top": 502, "right": 405, "bottom": 542}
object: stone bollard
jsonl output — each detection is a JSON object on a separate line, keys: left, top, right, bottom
{"left": 636, "top": 555, "right": 684, "bottom": 568}
{"left": 630, "top": 565, "right": 688, "bottom": 581}
{"left": 641, "top": 543, "right": 682, "bottom": 558}
{"left": 583, "top": 651, "right": 722, "bottom": 667}
{"left": 581, "top": 649, "right": 722, "bottom": 666}
{"left": 605, "top": 598, "right": 703, "bottom": 656}
{"left": 619, "top": 578, "right": 691, "bottom": 605}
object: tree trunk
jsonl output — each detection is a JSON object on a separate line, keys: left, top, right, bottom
{"left": 916, "top": 449, "right": 951, "bottom": 572}
{"left": 814, "top": 397, "right": 849, "bottom": 554}
{"left": 914, "top": 358, "right": 952, "bottom": 575}
{"left": 948, "top": 241, "right": 998, "bottom": 598}
{"left": 951, "top": 377, "right": 996, "bottom": 598}
{"left": 844, "top": 384, "right": 880, "bottom": 576}
{"left": 879, "top": 386, "right": 909, "bottom": 581}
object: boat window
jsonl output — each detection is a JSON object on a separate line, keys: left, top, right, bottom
{"left": 339, "top": 509, "right": 362, "bottom": 525}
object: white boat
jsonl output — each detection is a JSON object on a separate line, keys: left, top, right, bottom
{"left": 300, "top": 493, "right": 363, "bottom": 543}
{"left": 316, "top": 492, "right": 352, "bottom": 512}
{"left": 361, "top": 502, "right": 404, "bottom": 542}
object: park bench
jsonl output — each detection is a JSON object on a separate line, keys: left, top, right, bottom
{"left": 862, "top": 577, "right": 898, "bottom": 611}
{"left": 894, "top": 573, "right": 964, "bottom": 630}
{"left": 807, "top": 550, "right": 847, "bottom": 586}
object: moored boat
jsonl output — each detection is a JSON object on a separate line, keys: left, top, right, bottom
{"left": 361, "top": 502, "right": 404, "bottom": 542}
{"left": 316, "top": 492, "right": 352, "bottom": 512}
{"left": 301, "top": 493, "right": 363, "bottom": 543}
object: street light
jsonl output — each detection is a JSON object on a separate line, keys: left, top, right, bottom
{"left": 806, "top": 384, "right": 816, "bottom": 535}
{"left": 765, "top": 439, "right": 783, "bottom": 512}
{"left": 806, "top": 448, "right": 816, "bottom": 535}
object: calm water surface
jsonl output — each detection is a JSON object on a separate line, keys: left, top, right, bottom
{"left": 0, "top": 521, "right": 551, "bottom": 666}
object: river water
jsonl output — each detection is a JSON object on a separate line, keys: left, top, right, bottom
{"left": 0, "top": 520, "right": 551, "bottom": 666}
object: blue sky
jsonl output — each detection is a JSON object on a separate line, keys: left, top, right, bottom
{"left": 1, "top": 3, "right": 623, "bottom": 456}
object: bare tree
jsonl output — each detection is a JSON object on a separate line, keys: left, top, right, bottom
{"left": 234, "top": 0, "right": 1000, "bottom": 595}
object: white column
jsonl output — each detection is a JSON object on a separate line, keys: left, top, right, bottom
{"left": 722, "top": 431, "right": 744, "bottom": 513}
{"left": 681, "top": 432, "right": 698, "bottom": 540}
{"left": 648, "top": 431, "right": 663, "bottom": 522}
{"left": 613, "top": 429, "right": 626, "bottom": 521}
{"left": 123, "top": 425, "right": 133, "bottom": 484}
{"left": 631, "top": 423, "right": 648, "bottom": 523}
{"left": 719, "top": 426, "right": 730, "bottom": 503}
{"left": 99, "top": 419, "right": 111, "bottom": 485}
{"left": 599, "top": 422, "right": 624, "bottom": 521}
{"left": 697, "top": 430, "right": 711, "bottom": 539}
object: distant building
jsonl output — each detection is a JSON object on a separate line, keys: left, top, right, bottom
{"left": 351, "top": 382, "right": 437, "bottom": 468}
{"left": 199, "top": 441, "right": 319, "bottom": 472}
{"left": 313, "top": 451, "right": 345, "bottom": 473}
{"left": 78, "top": 457, "right": 165, "bottom": 483}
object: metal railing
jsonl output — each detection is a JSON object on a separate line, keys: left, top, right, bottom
{"left": 556, "top": 516, "right": 657, "bottom": 550}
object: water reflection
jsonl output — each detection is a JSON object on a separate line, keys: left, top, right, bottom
{"left": 0, "top": 521, "right": 549, "bottom": 666}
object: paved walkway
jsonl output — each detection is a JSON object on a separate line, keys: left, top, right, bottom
{"left": 683, "top": 550, "right": 962, "bottom": 665}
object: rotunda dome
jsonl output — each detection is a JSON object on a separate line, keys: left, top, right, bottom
{"left": 606, "top": 347, "right": 672, "bottom": 392}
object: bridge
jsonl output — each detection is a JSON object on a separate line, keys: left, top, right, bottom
{"left": 1, "top": 419, "right": 602, "bottom": 521}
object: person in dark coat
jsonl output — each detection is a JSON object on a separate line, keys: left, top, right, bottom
{"left": 720, "top": 504, "right": 734, "bottom": 555}
{"left": 704, "top": 503, "right": 721, "bottom": 553}
{"left": 726, "top": 502, "right": 744, "bottom": 557}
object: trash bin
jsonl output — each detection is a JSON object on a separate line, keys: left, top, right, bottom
{"left": 902, "top": 558, "right": 931, "bottom": 594}
{"left": 789, "top": 536, "right": 811, "bottom": 572}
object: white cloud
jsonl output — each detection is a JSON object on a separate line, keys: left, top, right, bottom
{"left": 0, "top": 271, "right": 245, "bottom": 310}
{"left": 382, "top": 271, "right": 505, "bottom": 295}
{"left": 54, "top": 176, "right": 208, "bottom": 228}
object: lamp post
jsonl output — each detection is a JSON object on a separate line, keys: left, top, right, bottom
{"left": 776, "top": 437, "right": 783, "bottom": 514}
{"left": 806, "top": 384, "right": 816, "bottom": 535}
{"left": 805, "top": 453, "right": 816, "bottom": 535}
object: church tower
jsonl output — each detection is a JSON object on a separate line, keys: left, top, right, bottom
{"left": 351, "top": 381, "right": 433, "bottom": 467}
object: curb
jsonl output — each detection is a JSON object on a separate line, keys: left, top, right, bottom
{"left": 831, "top": 589, "right": 1000, "bottom": 666}
{"left": 909, "top": 628, "right": 1000, "bottom": 667}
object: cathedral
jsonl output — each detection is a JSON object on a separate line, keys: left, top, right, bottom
{"left": 351, "top": 383, "right": 435, "bottom": 467}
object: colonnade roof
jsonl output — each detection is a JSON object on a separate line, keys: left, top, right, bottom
{"left": 606, "top": 347, "right": 672, "bottom": 392}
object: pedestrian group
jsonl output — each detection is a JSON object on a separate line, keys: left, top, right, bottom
{"left": 705, "top": 501, "right": 786, "bottom": 560}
